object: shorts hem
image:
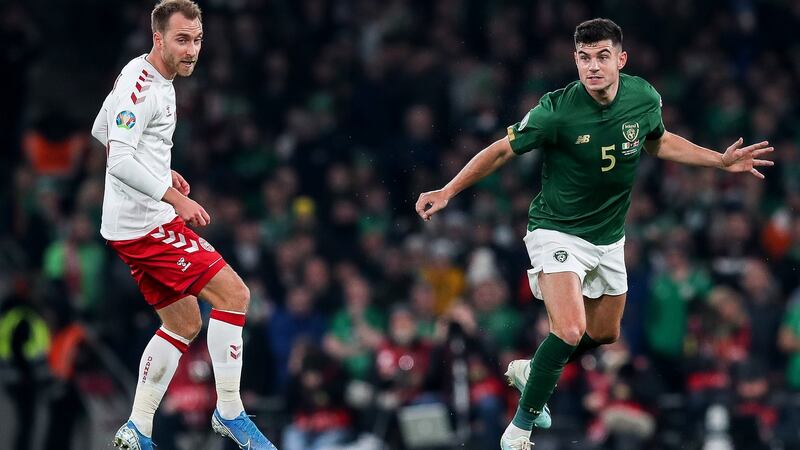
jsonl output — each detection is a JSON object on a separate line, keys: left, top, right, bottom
{"left": 604, "top": 289, "right": 628, "bottom": 297}
{"left": 539, "top": 265, "right": 586, "bottom": 281}
{"left": 582, "top": 288, "right": 629, "bottom": 300}
{"left": 152, "top": 293, "right": 189, "bottom": 310}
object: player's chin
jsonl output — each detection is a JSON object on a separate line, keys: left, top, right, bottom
{"left": 584, "top": 78, "right": 607, "bottom": 90}
{"left": 177, "top": 63, "right": 196, "bottom": 77}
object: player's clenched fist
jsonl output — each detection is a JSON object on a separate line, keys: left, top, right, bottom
{"left": 415, "top": 189, "right": 450, "bottom": 221}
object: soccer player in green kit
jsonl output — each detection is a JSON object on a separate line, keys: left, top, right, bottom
{"left": 415, "top": 18, "right": 773, "bottom": 449}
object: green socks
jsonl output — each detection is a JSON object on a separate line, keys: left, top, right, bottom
{"left": 567, "top": 332, "right": 602, "bottom": 363}
{"left": 512, "top": 333, "right": 576, "bottom": 430}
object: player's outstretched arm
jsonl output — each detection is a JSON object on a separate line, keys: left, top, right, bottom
{"left": 645, "top": 132, "right": 774, "bottom": 179}
{"left": 415, "top": 136, "right": 516, "bottom": 221}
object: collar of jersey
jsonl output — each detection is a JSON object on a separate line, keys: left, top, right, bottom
{"left": 141, "top": 54, "right": 173, "bottom": 84}
{"left": 578, "top": 73, "right": 624, "bottom": 111}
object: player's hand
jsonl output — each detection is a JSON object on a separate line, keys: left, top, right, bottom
{"left": 178, "top": 197, "right": 211, "bottom": 227}
{"left": 720, "top": 137, "right": 774, "bottom": 179}
{"left": 177, "top": 197, "right": 211, "bottom": 227}
{"left": 415, "top": 189, "right": 451, "bottom": 221}
{"left": 171, "top": 170, "right": 190, "bottom": 196}
{"left": 165, "top": 188, "right": 211, "bottom": 227}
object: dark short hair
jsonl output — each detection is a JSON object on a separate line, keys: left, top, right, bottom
{"left": 574, "top": 18, "right": 623, "bottom": 48}
{"left": 151, "top": 0, "right": 202, "bottom": 34}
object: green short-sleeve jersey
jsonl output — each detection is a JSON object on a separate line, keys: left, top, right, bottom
{"left": 507, "top": 73, "right": 665, "bottom": 245}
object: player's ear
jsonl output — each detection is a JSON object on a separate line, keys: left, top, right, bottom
{"left": 617, "top": 50, "right": 627, "bottom": 70}
{"left": 153, "top": 31, "right": 163, "bottom": 50}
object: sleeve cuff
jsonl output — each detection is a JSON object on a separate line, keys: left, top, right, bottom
{"left": 153, "top": 183, "right": 171, "bottom": 202}
{"left": 507, "top": 126, "right": 527, "bottom": 155}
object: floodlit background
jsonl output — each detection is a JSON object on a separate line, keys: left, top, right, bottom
{"left": 1, "top": 0, "right": 799, "bottom": 449}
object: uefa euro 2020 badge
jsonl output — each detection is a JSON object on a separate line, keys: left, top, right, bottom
{"left": 116, "top": 110, "right": 137, "bottom": 129}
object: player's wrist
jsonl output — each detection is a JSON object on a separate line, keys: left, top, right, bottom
{"left": 161, "top": 186, "right": 184, "bottom": 205}
{"left": 717, "top": 152, "right": 729, "bottom": 170}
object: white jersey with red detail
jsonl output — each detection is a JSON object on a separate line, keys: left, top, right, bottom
{"left": 92, "top": 54, "right": 178, "bottom": 241}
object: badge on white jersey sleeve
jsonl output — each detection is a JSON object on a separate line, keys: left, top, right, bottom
{"left": 106, "top": 69, "right": 159, "bottom": 148}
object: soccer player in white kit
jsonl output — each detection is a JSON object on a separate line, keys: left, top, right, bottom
{"left": 90, "top": 1, "right": 277, "bottom": 449}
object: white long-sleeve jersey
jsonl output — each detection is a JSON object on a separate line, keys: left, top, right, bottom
{"left": 92, "top": 54, "right": 178, "bottom": 240}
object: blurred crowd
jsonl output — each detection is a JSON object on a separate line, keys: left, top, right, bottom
{"left": 2, "top": 0, "right": 800, "bottom": 449}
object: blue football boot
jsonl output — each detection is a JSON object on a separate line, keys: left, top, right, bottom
{"left": 112, "top": 420, "right": 155, "bottom": 450}
{"left": 211, "top": 409, "right": 278, "bottom": 450}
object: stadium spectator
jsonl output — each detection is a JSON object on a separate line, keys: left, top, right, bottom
{"left": 267, "top": 286, "right": 327, "bottom": 387}
{"left": 282, "top": 340, "right": 353, "bottom": 450}
{"left": 323, "top": 276, "right": 385, "bottom": 381}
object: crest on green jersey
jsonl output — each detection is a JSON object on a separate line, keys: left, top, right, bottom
{"left": 622, "top": 122, "right": 640, "bottom": 142}
{"left": 553, "top": 250, "right": 569, "bottom": 263}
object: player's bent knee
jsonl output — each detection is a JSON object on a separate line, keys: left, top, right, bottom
{"left": 228, "top": 281, "right": 250, "bottom": 312}
{"left": 239, "top": 283, "right": 250, "bottom": 308}
{"left": 186, "top": 315, "right": 203, "bottom": 340}
{"left": 163, "top": 315, "right": 202, "bottom": 341}
{"left": 553, "top": 325, "right": 586, "bottom": 346}
{"left": 594, "top": 330, "right": 620, "bottom": 345}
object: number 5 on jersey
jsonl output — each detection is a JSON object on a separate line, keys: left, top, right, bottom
{"left": 601, "top": 145, "right": 616, "bottom": 172}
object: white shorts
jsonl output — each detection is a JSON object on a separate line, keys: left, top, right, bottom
{"left": 524, "top": 228, "right": 627, "bottom": 300}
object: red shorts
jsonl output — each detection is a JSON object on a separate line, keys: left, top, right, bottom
{"left": 109, "top": 217, "right": 227, "bottom": 309}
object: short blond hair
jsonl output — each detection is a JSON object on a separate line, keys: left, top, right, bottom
{"left": 151, "top": 0, "right": 202, "bottom": 34}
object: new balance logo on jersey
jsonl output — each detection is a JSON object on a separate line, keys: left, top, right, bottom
{"left": 177, "top": 257, "right": 192, "bottom": 272}
{"left": 150, "top": 226, "right": 200, "bottom": 253}
{"left": 575, "top": 135, "right": 591, "bottom": 144}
